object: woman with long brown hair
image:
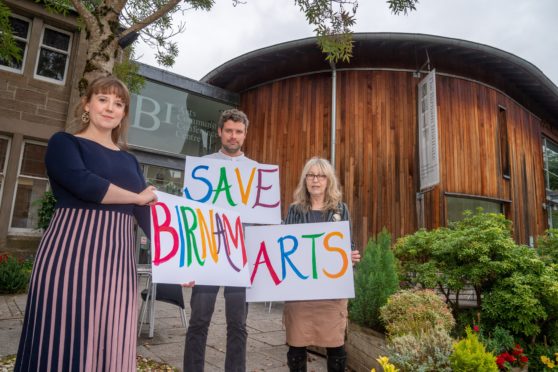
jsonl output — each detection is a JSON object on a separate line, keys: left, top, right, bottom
{"left": 15, "top": 76, "right": 157, "bottom": 371}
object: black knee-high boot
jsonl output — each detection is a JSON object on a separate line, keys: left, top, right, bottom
{"left": 326, "top": 346, "right": 347, "bottom": 372}
{"left": 287, "top": 346, "right": 307, "bottom": 372}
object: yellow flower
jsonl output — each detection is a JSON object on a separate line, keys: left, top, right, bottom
{"left": 373, "top": 356, "right": 399, "bottom": 372}
{"left": 542, "top": 355, "right": 556, "bottom": 368}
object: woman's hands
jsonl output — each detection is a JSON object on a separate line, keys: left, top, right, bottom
{"left": 351, "top": 249, "right": 361, "bottom": 264}
{"left": 138, "top": 185, "right": 158, "bottom": 206}
{"left": 181, "top": 281, "right": 195, "bottom": 288}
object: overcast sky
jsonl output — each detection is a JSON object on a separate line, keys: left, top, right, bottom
{"left": 135, "top": 0, "right": 558, "bottom": 86}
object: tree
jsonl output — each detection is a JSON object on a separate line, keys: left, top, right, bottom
{"left": 2, "top": 0, "right": 418, "bottom": 92}
{"left": 0, "top": 0, "right": 21, "bottom": 63}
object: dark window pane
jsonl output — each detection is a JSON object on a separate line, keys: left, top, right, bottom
{"left": 36, "top": 48, "right": 66, "bottom": 81}
{"left": 0, "top": 138, "right": 8, "bottom": 172}
{"left": 20, "top": 143, "right": 47, "bottom": 177}
{"left": 43, "top": 28, "right": 70, "bottom": 50}
{"left": 0, "top": 39, "right": 26, "bottom": 69}
{"left": 447, "top": 196, "right": 502, "bottom": 223}
{"left": 10, "top": 17, "right": 29, "bottom": 39}
{"left": 11, "top": 178, "right": 48, "bottom": 228}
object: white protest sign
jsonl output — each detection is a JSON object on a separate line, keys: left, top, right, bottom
{"left": 150, "top": 191, "right": 250, "bottom": 287}
{"left": 245, "top": 221, "right": 355, "bottom": 302}
{"left": 183, "top": 156, "right": 281, "bottom": 224}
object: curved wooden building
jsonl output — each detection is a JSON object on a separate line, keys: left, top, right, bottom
{"left": 202, "top": 33, "right": 558, "bottom": 248}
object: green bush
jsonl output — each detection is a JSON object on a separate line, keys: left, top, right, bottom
{"left": 0, "top": 255, "right": 31, "bottom": 294}
{"left": 479, "top": 326, "right": 515, "bottom": 355}
{"left": 537, "top": 228, "right": 558, "bottom": 264}
{"left": 36, "top": 190, "right": 56, "bottom": 230}
{"left": 449, "top": 327, "right": 498, "bottom": 372}
{"left": 380, "top": 288, "right": 455, "bottom": 338}
{"left": 386, "top": 328, "right": 454, "bottom": 372}
{"left": 349, "top": 229, "right": 399, "bottom": 332}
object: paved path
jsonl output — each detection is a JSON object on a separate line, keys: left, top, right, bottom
{"left": 0, "top": 285, "right": 328, "bottom": 371}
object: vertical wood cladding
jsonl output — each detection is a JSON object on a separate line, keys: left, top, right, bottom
{"left": 436, "top": 76, "right": 546, "bottom": 244}
{"left": 241, "top": 73, "right": 332, "bottom": 226}
{"left": 241, "top": 70, "right": 547, "bottom": 248}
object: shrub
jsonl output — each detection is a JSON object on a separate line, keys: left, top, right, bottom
{"left": 36, "top": 190, "right": 56, "bottom": 230}
{"left": 349, "top": 229, "right": 399, "bottom": 332}
{"left": 479, "top": 326, "right": 515, "bottom": 355}
{"left": 380, "top": 289, "right": 455, "bottom": 338}
{"left": 386, "top": 328, "right": 453, "bottom": 372}
{"left": 537, "top": 228, "right": 558, "bottom": 264}
{"left": 0, "top": 255, "right": 31, "bottom": 294}
{"left": 525, "top": 343, "right": 558, "bottom": 371}
{"left": 450, "top": 327, "right": 498, "bottom": 372}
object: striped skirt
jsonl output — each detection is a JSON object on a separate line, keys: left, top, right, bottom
{"left": 15, "top": 208, "right": 138, "bottom": 372}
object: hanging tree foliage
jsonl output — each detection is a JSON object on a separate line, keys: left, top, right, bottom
{"left": 0, "top": 0, "right": 418, "bottom": 92}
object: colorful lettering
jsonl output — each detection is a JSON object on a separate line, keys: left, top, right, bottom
{"left": 212, "top": 167, "right": 237, "bottom": 206}
{"left": 151, "top": 202, "right": 178, "bottom": 266}
{"left": 301, "top": 233, "right": 325, "bottom": 279}
{"left": 251, "top": 241, "right": 281, "bottom": 285}
{"left": 278, "top": 235, "right": 308, "bottom": 280}
{"left": 322, "top": 231, "right": 348, "bottom": 279}
{"left": 235, "top": 167, "right": 256, "bottom": 205}
{"left": 253, "top": 168, "right": 280, "bottom": 208}
{"left": 184, "top": 165, "right": 212, "bottom": 202}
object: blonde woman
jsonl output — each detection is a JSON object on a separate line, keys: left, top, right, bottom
{"left": 284, "top": 157, "right": 360, "bottom": 372}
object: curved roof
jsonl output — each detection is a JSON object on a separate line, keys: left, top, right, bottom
{"left": 202, "top": 32, "right": 558, "bottom": 125}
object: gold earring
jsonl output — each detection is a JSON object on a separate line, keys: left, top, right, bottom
{"left": 81, "top": 111, "right": 90, "bottom": 123}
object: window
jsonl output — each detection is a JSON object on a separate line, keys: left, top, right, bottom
{"left": 446, "top": 195, "right": 503, "bottom": 223}
{"left": 498, "top": 107, "right": 510, "bottom": 178}
{"left": 0, "top": 136, "right": 11, "bottom": 210}
{"left": 0, "top": 15, "right": 31, "bottom": 73}
{"left": 34, "top": 26, "right": 72, "bottom": 84}
{"left": 543, "top": 138, "right": 558, "bottom": 228}
{"left": 143, "top": 164, "right": 184, "bottom": 196}
{"left": 10, "top": 141, "right": 49, "bottom": 231}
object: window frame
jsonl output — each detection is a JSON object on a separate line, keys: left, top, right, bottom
{"left": 0, "top": 14, "right": 31, "bottom": 74}
{"left": 542, "top": 137, "right": 558, "bottom": 228}
{"left": 8, "top": 139, "right": 49, "bottom": 235}
{"left": 33, "top": 24, "right": 72, "bottom": 85}
{"left": 0, "top": 135, "right": 12, "bottom": 211}
{"left": 445, "top": 192, "right": 507, "bottom": 224}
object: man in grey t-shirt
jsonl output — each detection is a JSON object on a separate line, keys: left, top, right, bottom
{"left": 183, "top": 109, "right": 254, "bottom": 372}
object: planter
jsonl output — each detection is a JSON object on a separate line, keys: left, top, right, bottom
{"left": 345, "top": 321, "right": 387, "bottom": 372}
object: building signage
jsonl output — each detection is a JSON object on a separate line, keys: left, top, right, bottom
{"left": 128, "top": 80, "right": 234, "bottom": 156}
{"left": 418, "top": 69, "right": 440, "bottom": 189}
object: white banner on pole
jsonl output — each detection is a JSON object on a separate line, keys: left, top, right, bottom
{"left": 245, "top": 221, "right": 355, "bottom": 302}
{"left": 150, "top": 191, "right": 250, "bottom": 287}
{"left": 418, "top": 69, "right": 440, "bottom": 189}
{"left": 183, "top": 156, "right": 281, "bottom": 224}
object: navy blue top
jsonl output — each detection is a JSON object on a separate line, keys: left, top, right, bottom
{"left": 45, "top": 132, "right": 150, "bottom": 235}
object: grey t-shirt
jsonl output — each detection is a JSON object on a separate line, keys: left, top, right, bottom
{"left": 204, "top": 150, "right": 257, "bottom": 165}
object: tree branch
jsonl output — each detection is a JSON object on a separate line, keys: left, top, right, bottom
{"left": 120, "top": 0, "right": 182, "bottom": 38}
{"left": 69, "top": 0, "right": 97, "bottom": 34}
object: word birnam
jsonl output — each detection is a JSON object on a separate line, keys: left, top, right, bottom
{"left": 151, "top": 201, "right": 247, "bottom": 272}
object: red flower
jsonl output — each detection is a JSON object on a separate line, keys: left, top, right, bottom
{"left": 512, "top": 344, "right": 524, "bottom": 356}
{"left": 520, "top": 355, "right": 529, "bottom": 363}
{"left": 473, "top": 325, "right": 480, "bottom": 332}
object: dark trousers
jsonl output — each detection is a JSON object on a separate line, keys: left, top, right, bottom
{"left": 183, "top": 285, "right": 248, "bottom": 372}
